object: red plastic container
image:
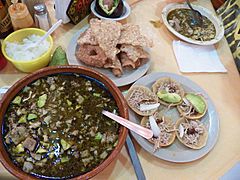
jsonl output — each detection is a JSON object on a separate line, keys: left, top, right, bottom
{"left": 0, "top": 50, "right": 7, "bottom": 70}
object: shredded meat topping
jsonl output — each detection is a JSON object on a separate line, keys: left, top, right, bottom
{"left": 145, "top": 115, "right": 175, "bottom": 152}
{"left": 128, "top": 89, "right": 157, "bottom": 111}
{"left": 179, "top": 120, "right": 204, "bottom": 146}
{"left": 158, "top": 81, "right": 181, "bottom": 94}
{"left": 178, "top": 98, "right": 198, "bottom": 116}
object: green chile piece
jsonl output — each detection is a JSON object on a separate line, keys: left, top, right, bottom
{"left": 49, "top": 152, "right": 55, "bottom": 159}
{"left": 12, "top": 96, "right": 22, "bottom": 105}
{"left": 49, "top": 46, "right": 68, "bottom": 66}
{"left": 186, "top": 93, "right": 206, "bottom": 114}
{"left": 61, "top": 139, "right": 71, "bottom": 151}
{"left": 37, "top": 94, "right": 47, "bottom": 108}
{"left": 40, "top": 141, "right": 50, "bottom": 148}
{"left": 67, "top": 99, "right": 72, "bottom": 106}
{"left": 27, "top": 113, "right": 37, "bottom": 120}
{"left": 14, "top": 144, "right": 24, "bottom": 153}
{"left": 61, "top": 156, "right": 70, "bottom": 163}
{"left": 18, "top": 115, "right": 27, "bottom": 123}
{"left": 157, "top": 90, "right": 181, "bottom": 103}
{"left": 36, "top": 147, "right": 48, "bottom": 154}
{"left": 95, "top": 132, "right": 102, "bottom": 141}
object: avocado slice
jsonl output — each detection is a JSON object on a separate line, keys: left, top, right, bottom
{"left": 95, "top": 0, "right": 123, "bottom": 18}
{"left": 186, "top": 93, "right": 206, "bottom": 114}
{"left": 157, "top": 90, "right": 181, "bottom": 103}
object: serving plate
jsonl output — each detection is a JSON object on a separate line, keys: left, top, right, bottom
{"left": 67, "top": 25, "right": 151, "bottom": 87}
{"left": 161, "top": 3, "right": 224, "bottom": 45}
{"left": 128, "top": 72, "right": 220, "bottom": 163}
{"left": 0, "top": 86, "right": 9, "bottom": 100}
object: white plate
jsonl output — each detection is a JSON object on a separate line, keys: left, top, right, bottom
{"left": 161, "top": 3, "right": 224, "bottom": 45}
{"left": 128, "top": 72, "right": 220, "bottom": 163}
{"left": 90, "top": 0, "right": 131, "bottom": 21}
{"left": 0, "top": 86, "right": 10, "bottom": 100}
{"left": 67, "top": 26, "right": 151, "bottom": 87}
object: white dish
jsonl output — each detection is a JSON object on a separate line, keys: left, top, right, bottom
{"left": 90, "top": 0, "right": 131, "bottom": 21}
{"left": 161, "top": 3, "right": 224, "bottom": 45}
{"left": 128, "top": 72, "right": 220, "bottom": 163}
{"left": 67, "top": 25, "right": 151, "bottom": 87}
{"left": 0, "top": 86, "right": 10, "bottom": 101}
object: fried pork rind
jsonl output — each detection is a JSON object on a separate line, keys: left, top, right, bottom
{"left": 120, "top": 44, "right": 148, "bottom": 62}
{"left": 152, "top": 77, "right": 185, "bottom": 106}
{"left": 119, "top": 24, "right": 153, "bottom": 48}
{"left": 120, "top": 52, "right": 147, "bottom": 69}
{"left": 141, "top": 114, "right": 175, "bottom": 151}
{"left": 174, "top": 118, "right": 208, "bottom": 150}
{"left": 75, "top": 44, "right": 107, "bottom": 68}
{"left": 90, "top": 18, "right": 121, "bottom": 60}
{"left": 75, "top": 19, "right": 153, "bottom": 77}
{"left": 120, "top": 52, "right": 137, "bottom": 69}
{"left": 119, "top": 44, "right": 148, "bottom": 69}
{"left": 77, "top": 29, "right": 98, "bottom": 46}
{"left": 104, "top": 57, "right": 123, "bottom": 77}
{"left": 177, "top": 93, "right": 208, "bottom": 120}
{"left": 125, "top": 85, "right": 158, "bottom": 116}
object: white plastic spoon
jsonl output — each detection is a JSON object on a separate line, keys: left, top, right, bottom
{"left": 24, "top": 19, "right": 63, "bottom": 50}
{"left": 102, "top": 110, "right": 153, "bottom": 139}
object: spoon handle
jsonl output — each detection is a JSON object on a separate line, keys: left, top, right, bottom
{"left": 186, "top": 0, "right": 194, "bottom": 11}
{"left": 36, "top": 19, "right": 63, "bottom": 45}
{"left": 102, "top": 110, "right": 153, "bottom": 139}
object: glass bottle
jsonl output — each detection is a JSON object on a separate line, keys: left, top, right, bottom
{"left": 0, "top": 0, "right": 13, "bottom": 38}
{"left": 8, "top": 2, "right": 34, "bottom": 30}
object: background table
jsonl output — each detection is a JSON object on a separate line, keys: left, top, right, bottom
{"left": 1, "top": 0, "right": 240, "bottom": 179}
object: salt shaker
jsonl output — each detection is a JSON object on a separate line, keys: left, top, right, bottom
{"left": 34, "top": 3, "right": 52, "bottom": 31}
{"left": 21, "top": 0, "right": 44, "bottom": 18}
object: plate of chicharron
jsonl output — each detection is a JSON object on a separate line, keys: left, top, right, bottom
{"left": 67, "top": 18, "right": 152, "bottom": 87}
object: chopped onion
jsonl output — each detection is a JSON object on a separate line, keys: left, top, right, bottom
{"left": 179, "top": 124, "right": 184, "bottom": 138}
{"left": 182, "top": 97, "right": 190, "bottom": 106}
{"left": 139, "top": 103, "right": 160, "bottom": 111}
{"left": 149, "top": 116, "right": 160, "bottom": 137}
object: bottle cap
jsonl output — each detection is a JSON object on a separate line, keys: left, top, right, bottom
{"left": 34, "top": 3, "right": 47, "bottom": 15}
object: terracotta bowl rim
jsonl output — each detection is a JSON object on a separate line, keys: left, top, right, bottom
{"left": 0, "top": 65, "right": 128, "bottom": 179}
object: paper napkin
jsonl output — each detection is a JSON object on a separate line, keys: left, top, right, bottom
{"left": 172, "top": 41, "right": 227, "bottom": 73}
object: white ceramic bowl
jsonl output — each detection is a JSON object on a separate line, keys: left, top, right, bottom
{"left": 162, "top": 3, "right": 224, "bottom": 45}
{"left": 91, "top": 0, "right": 131, "bottom": 21}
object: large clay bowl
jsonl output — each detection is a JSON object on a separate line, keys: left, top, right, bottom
{"left": 0, "top": 66, "right": 128, "bottom": 179}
